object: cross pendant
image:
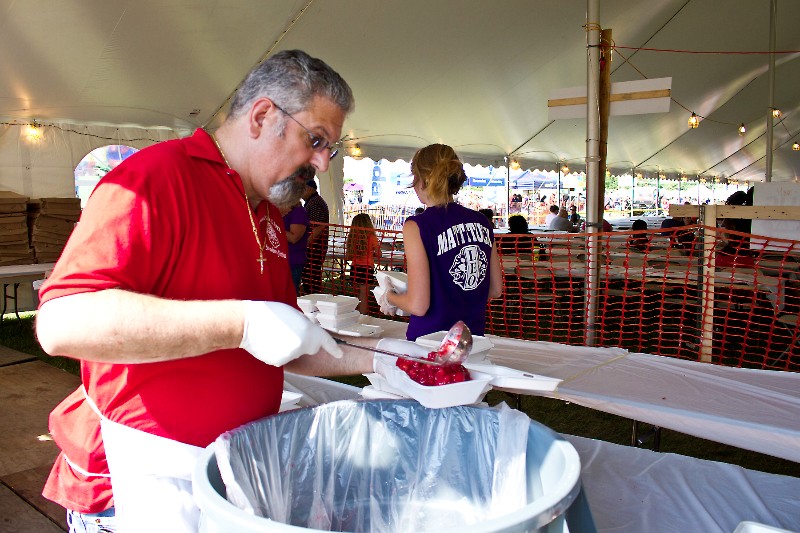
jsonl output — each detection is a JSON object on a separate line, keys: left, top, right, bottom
{"left": 257, "top": 255, "right": 266, "bottom": 274}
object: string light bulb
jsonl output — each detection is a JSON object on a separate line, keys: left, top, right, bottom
{"left": 350, "top": 144, "right": 362, "bottom": 158}
{"left": 560, "top": 163, "right": 569, "bottom": 174}
{"left": 738, "top": 123, "right": 746, "bottom": 136}
{"left": 688, "top": 112, "right": 699, "bottom": 129}
{"left": 772, "top": 108, "right": 782, "bottom": 119}
{"left": 792, "top": 141, "right": 800, "bottom": 151}
{"left": 24, "top": 121, "right": 43, "bottom": 142}
{"left": 510, "top": 159, "right": 521, "bottom": 171}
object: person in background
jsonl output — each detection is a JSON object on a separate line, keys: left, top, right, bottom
{"left": 717, "top": 188, "right": 755, "bottom": 267}
{"left": 549, "top": 207, "right": 574, "bottom": 232}
{"left": 660, "top": 213, "right": 685, "bottom": 233}
{"left": 544, "top": 204, "right": 560, "bottom": 226}
{"left": 383, "top": 144, "right": 502, "bottom": 340}
{"left": 569, "top": 205, "right": 581, "bottom": 226}
{"left": 300, "top": 172, "right": 330, "bottom": 294}
{"left": 580, "top": 218, "right": 613, "bottom": 232}
{"left": 498, "top": 214, "right": 534, "bottom": 256}
{"left": 479, "top": 208, "right": 495, "bottom": 228}
{"left": 281, "top": 198, "right": 309, "bottom": 293}
{"left": 628, "top": 219, "right": 649, "bottom": 253}
{"left": 345, "top": 213, "right": 382, "bottom": 314}
{"left": 35, "top": 50, "right": 376, "bottom": 533}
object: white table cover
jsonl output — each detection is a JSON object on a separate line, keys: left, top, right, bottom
{"left": 362, "top": 316, "right": 800, "bottom": 462}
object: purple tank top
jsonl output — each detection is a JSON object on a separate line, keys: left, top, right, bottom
{"left": 283, "top": 205, "right": 309, "bottom": 267}
{"left": 405, "top": 203, "right": 494, "bottom": 340}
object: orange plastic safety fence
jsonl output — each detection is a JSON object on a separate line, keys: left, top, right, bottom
{"left": 302, "top": 222, "right": 407, "bottom": 319}
{"left": 493, "top": 225, "right": 800, "bottom": 371}
{"left": 310, "top": 221, "right": 800, "bottom": 371}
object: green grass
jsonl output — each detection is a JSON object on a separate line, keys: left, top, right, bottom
{"left": 0, "top": 312, "right": 80, "bottom": 374}
{"left": 7, "top": 313, "right": 798, "bottom": 478}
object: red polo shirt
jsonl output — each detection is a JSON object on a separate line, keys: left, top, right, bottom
{"left": 41, "top": 129, "right": 296, "bottom": 513}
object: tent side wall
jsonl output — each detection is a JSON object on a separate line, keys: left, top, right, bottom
{"left": 0, "top": 122, "right": 180, "bottom": 199}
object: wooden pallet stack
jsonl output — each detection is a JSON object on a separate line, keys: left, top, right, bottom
{"left": 28, "top": 197, "right": 81, "bottom": 263}
{"left": 0, "top": 191, "right": 35, "bottom": 265}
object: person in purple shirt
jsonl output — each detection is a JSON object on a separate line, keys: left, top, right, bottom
{"left": 387, "top": 144, "right": 502, "bottom": 340}
{"left": 282, "top": 202, "right": 309, "bottom": 293}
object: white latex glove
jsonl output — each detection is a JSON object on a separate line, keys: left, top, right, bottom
{"left": 240, "top": 301, "right": 343, "bottom": 367}
{"left": 374, "top": 338, "right": 432, "bottom": 372}
{"left": 371, "top": 286, "right": 396, "bottom": 316}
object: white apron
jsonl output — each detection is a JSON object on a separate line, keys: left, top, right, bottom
{"left": 83, "top": 388, "right": 204, "bottom": 533}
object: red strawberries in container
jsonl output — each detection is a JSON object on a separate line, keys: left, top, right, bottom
{"left": 396, "top": 352, "right": 471, "bottom": 386}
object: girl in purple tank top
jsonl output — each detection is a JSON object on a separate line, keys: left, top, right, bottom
{"left": 387, "top": 144, "right": 503, "bottom": 340}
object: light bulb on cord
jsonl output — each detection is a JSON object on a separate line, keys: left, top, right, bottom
{"left": 24, "top": 122, "right": 43, "bottom": 142}
{"left": 351, "top": 144, "right": 362, "bottom": 158}
{"left": 772, "top": 108, "right": 782, "bottom": 119}
{"left": 561, "top": 164, "right": 569, "bottom": 174}
{"left": 738, "top": 123, "right": 746, "bottom": 136}
{"left": 688, "top": 112, "right": 700, "bottom": 129}
{"left": 792, "top": 141, "right": 800, "bottom": 151}
{"left": 510, "top": 159, "right": 520, "bottom": 171}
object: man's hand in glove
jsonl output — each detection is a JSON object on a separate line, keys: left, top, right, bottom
{"left": 239, "top": 301, "right": 343, "bottom": 367}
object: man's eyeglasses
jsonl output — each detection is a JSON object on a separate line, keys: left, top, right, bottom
{"left": 272, "top": 102, "right": 340, "bottom": 160}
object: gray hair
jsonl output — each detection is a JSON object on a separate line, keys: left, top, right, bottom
{"left": 229, "top": 50, "right": 354, "bottom": 119}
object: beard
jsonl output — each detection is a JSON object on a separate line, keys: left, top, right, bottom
{"left": 268, "top": 171, "right": 307, "bottom": 209}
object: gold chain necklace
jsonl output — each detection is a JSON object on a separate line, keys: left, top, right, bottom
{"left": 210, "top": 133, "right": 267, "bottom": 274}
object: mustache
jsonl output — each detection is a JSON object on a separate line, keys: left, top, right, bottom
{"left": 267, "top": 173, "right": 307, "bottom": 208}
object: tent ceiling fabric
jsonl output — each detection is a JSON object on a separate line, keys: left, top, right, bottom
{"left": 2, "top": 0, "right": 799, "bottom": 182}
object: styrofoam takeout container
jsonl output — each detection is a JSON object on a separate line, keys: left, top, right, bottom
{"left": 308, "top": 294, "right": 360, "bottom": 315}
{"left": 296, "top": 297, "right": 318, "bottom": 314}
{"left": 415, "top": 331, "right": 495, "bottom": 358}
{"left": 371, "top": 354, "right": 493, "bottom": 409}
{"left": 463, "top": 363, "right": 562, "bottom": 393}
{"left": 316, "top": 310, "right": 361, "bottom": 330}
{"left": 375, "top": 270, "right": 408, "bottom": 293}
{"left": 279, "top": 391, "right": 303, "bottom": 412}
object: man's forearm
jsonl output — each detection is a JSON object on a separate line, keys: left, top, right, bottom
{"left": 285, "top": 336, "right": 377, "bottom": 376}
{"left": 36, "top": 289, "right": 244, "bottom": 364}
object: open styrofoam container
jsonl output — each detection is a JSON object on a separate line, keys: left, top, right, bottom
{"left": 279, "top": 391, "right": 303, "bottom": 412}
{"left": 463, "top": 363, "right": 562, "bottom": 393}
{"left": 415, "top": 330, "right": 495, "bottom": 358}
{"left": 372, "top": 354, "right": 493, "bottom": 409}
{"left": 316, "top": 310, "right": 361, "bottom": 330}
{"left": 375, "top": 270, "right": 408, "bottom": 292}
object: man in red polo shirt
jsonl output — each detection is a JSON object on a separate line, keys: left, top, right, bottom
{"left": 36, "top": 50, "right": 376, "bottom": 533}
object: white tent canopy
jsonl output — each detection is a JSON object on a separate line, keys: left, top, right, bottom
{"left": 1, "top": 0, "right": 799, "bottom": 214}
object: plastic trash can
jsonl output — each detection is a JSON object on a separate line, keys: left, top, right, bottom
{"left": 193, "top": 400, "right": 588, "bottom": 532}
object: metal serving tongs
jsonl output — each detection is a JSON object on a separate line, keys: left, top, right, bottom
{"left": 334, "top": 320, "right": 473, "bottom": 367}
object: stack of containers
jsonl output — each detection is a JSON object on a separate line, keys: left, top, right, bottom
{"left": 297, "top": 294, "right": 361, "bottom": 331}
